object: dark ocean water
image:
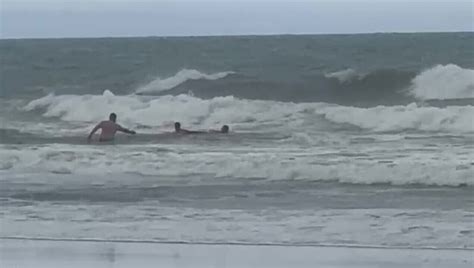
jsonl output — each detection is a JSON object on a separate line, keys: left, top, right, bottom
{"left": 1, "top": 33, "right": 473, "bottom": 102}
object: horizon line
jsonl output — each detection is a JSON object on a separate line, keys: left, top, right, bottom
{"left": 1, "top": 30, "right": 472, "bottom": 41}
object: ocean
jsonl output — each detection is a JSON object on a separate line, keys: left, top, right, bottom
{"left": 0, "top": 32, "right": 473, "bottom": 250}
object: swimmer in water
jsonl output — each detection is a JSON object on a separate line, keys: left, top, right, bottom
{"left": 209, "top": 125, "right": 230, "bottom": 134}
{"left": 87, "top": 113, "right": 136, "bottom": 142}
{"left": 173, "top": 122, "right": 229, "bottom": 134}
{"left": 174, "top": 122, "right": 206, "bottom": 134}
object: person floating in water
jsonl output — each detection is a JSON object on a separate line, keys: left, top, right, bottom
{"left": 209, "top": 125, "right": 230, "bottom": 134}
{"left": 174, "top": 122, "right": 205, "bottom": 134}
{"left": 174, "top": 122, "right": 229, "bottom": 134}
{"left": 88, "top": 113, "right": 136, "bottom": 142}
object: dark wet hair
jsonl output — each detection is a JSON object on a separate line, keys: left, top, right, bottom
{"left": 174, "top": 122, "right": 181, "bottom": 130}
{"left": 109, "top": 113, "right": 117, "bottom": 121}
{"left": 221, "top": 125, "right": 229, "bottom": 133}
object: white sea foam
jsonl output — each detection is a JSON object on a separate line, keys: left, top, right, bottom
{"left": 1, "top": 143, "right": 472, "bottom": 186}
{"left": 136, "top": 69, "right": 233, "bottom": 94}
{"left": 410, "top": 64, "right": 474, "bottom": 100}
{"left": 315, "top": 103, "right": 474, "bottom": 133}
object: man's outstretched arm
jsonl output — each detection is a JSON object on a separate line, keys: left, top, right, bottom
{"left": 118, "top": 126, "right": 136, "bottom": 135}
{"left": 87, "top": 123, "right": 101, "bottom": 140}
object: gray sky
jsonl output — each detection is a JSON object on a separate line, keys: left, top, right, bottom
{"left": 1, "top": 0, "right": 473, "bottom": 38}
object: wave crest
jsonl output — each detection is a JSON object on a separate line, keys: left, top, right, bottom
{"left": 324, "top": 68, "right": 364, "bottom": 83}
{"left": 136, "top": 69, "right": 233, "bottom": 94}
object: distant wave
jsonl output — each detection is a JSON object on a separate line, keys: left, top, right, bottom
{"left": 133, "top": 65, "right": 473, "bottom": 106}
{"left": 320, "top": 65, "right": 474, "bottom": 103}
{"left": 409, "top": 64, "right": 474, "bottom": 100}
{"left": 136, "top": 69, "right": 234, "bottom": 94}
{"left": 138, "top": 68, "right": 415, "bottom": 105}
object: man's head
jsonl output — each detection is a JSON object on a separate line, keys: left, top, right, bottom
{"left": 221, "top": 125, "right": 229, "bottom": 133}
{"left": 174, "top": 122, "right": 181, "bottom": 132}
{"left": 109, "top": 113, "right": 117, "bottom": 122}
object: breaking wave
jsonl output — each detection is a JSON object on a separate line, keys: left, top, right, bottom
{"left": 409, "top": 64, "right": 474, "bottom": 100}
{"left": 316, "top": 103, "right": 474, "bottom": 133}
{"left": 23, "top": 90, "right": 474, "bottom": 134}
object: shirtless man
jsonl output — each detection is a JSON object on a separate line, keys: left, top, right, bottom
{"left": 88, "top": 113, "right": 136, "bottom": 142}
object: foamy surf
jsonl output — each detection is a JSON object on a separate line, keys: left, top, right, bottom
{"left": 1, "top": 140, "right": 472, "bottom": 186}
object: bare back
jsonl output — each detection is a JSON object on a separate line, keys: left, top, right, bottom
{"left": 96, "top": 120, "right": 122, "bottom": 141}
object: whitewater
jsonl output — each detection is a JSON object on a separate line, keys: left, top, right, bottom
{"left": 0, "top": 33, "right": 473, "bottom": 256}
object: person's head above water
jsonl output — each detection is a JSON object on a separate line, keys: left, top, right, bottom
{"left": 174, "top": 122, "right": 181, "bottom": 132}
{"left": 221, "top": 125, "right": 229, "bottom": 133}
{"left": 109, "top": 113, "right": 117, "bottom": 122}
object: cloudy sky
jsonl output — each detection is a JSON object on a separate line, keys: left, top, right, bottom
{"left": 1, "top": 0, "right": 473, "bottom": 38}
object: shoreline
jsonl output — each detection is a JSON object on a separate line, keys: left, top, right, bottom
{"left": 1, "top": 238, "right": 473, "bottom": 268}
{"left": 1, "top": 236, "right": 472, "bottom": 251}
